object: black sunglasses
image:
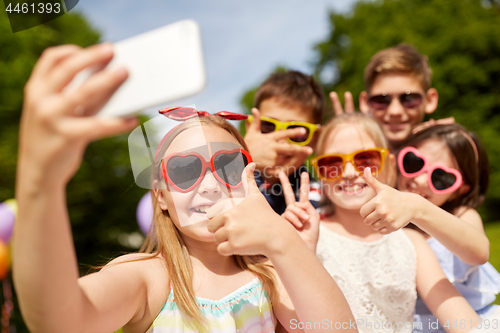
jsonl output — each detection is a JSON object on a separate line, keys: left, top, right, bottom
{"left": 368, "top": 92, "right": 423, "bottom": 110}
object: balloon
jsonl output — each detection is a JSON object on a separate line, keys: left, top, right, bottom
{"left": 0, "top": 200, "right": 16, "bottom": 243}
{"left": 136, "top": 192, "right": 153, "bottom": 235}
{"left": 0, "top": 240, "right": 9, "bottom": 279}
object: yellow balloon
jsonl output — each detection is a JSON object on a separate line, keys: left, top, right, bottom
{"left": 0, "top": 240, "right": 9, "bottom": 279}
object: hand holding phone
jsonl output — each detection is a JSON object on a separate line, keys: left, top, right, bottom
{"left": 67, "top": 20, "right": 206, "bottom": 117}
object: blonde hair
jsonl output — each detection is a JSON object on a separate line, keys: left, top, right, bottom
{"left": 316, "top": 113, "right": 395, "bottom": 210}
{"left": 364, "top": 43, "right": 432, "bottom": 93}
{"left": 142, "top": 115, "right": 278, "bottom": 328}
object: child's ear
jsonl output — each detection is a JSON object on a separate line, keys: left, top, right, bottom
{"left": 424, "top": 88, "right": 439, "bottom": 115}
{"left": 153, "top": 185, "right": 169, "bottom": 211}
{"left": 458, "top": 184, "right": 471, "bottom": 196}
{"left": 359, "top": 91, "right": 370, "bottom": 113}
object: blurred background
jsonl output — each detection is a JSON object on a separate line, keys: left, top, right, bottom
{"left": 0, "top": 0, "right": 499, "bottom": 331}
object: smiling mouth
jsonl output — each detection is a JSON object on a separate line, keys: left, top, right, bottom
{"left": 407, "top": 187, "right": 428, "bottom": 199}
{"left": 191, "top": 205, "right": 213, "bottom": 214}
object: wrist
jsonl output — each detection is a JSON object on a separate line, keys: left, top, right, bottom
{"left": 410, "top": 193, "right": 429, "bottom": 228}
{"left": 263, "top": 217, "right": 303, "bottom": 260}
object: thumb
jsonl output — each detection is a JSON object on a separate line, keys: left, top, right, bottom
{"left": 247, "top": 108, "right": 262, "bottom": 134}
{"left": 363, "top": 167, "right": 387, "bottom": 193}
{"left": 242, "top": 162, "right": 260, "bottom": 195}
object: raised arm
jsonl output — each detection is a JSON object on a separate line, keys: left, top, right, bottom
{"left": 13, "top": 44, "right": 145, "bottom": 333}
{"left": 361, "top": 169, "right": 489, "bottom": 265}
{"left": 406, "top": 229, "right": 481, "bottom": 333}
{"left": 410, "top": 202, "right": 489, "bottom": 265}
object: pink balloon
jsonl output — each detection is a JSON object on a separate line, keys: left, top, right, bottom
{"left": 136, "top": 192, "right": 154, "bottom": 235}
{"left": 0, "top": 203, "right": 15, "bottom": 243}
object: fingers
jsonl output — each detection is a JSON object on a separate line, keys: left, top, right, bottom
{"left": 344, "top": 91, "right": 355, "bottom": 113}
{"left": 31, "top": 45, "right": 82, "bottom": 81}
{"left": 241, "top": 162, "right": 259, "bottom": 195}
{"left": 299, "top": 172, "right": 310, "bottom": 203}
{"left": 362, "top": 167, "right": 387, "bottom": 193}
{"left": 330, "top": 91, "right": 345, "bottom": 116}
{"left": 72, "top": 117, "right": 138, "bottom": 142}
{"left": 274, "top": 142, "right": 313, "bottom": 156}
{"left": 359, "top": 198, "right": 376, "bottom": 218}
{"left": 65, "top": 66, "right": 129, "bottom": 116}
{"left": 278, "top": 172, "right": 296, "bottom": 206}
{"left": 286, "top": 204, "right": 310, "bottom": 222}
{"left": 212, "top": 227, "right": 229, "bottom": 244}
{"left": 48, "top": 43, "right": 115, "bottom": 93}
{"left": 282, "top": 210, "right": 304, "bottom": 229}
{"left": 246, "top": 108, "right": 262, "bottom": 134}
{"left": 270, "top": 126, "right": 308, "bottom": 141}
{"left": 217, "top": 242, "right": 235, "bottom": 257}
{"left": 330, "top": 91, "right": 356, "bottom": 115}
{"left": 207, "top": 214, "right": 225, "bottom": 233}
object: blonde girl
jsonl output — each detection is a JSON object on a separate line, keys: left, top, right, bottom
{"left": 281, "top": 113, "right": 483, "bottom": 333}
{"left": 13, "top": 44, "right": 356, "bottom": 333}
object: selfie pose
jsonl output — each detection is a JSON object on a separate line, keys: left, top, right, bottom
{"left": 13, "top": 44, "right": 356, "bottom": 333}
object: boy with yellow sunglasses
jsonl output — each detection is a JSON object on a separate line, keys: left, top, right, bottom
{"left": 244, "top": 70, "right": 324, "bottom": 214}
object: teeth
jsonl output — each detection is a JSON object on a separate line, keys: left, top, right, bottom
{"left": 345, "top": 184, "right": 363, "bottom": 191}
{"left": 194, "top": 205, "right": 211, "bottom": 213}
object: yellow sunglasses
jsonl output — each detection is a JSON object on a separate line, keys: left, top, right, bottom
{"left": 311, "top": 148, "right": 388, "bottom": 181}
{"left": 248, "top": 115, "right": 321, "bottom": 146}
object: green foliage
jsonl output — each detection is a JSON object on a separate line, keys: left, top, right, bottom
{"left": 484, "top": 221, "right": 500, "bottom": 304}
{"left": 312, "top": 0, "right": 500, "bottom": 221}
{"left": 0, "top": 8, "right": 148, "bottom": 332}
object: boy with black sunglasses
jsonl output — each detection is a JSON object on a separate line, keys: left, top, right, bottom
{"left": 244, "top": 70, "right": 324, "bottom": 214}
{"left": 330, "top": 43, "right": 439, "bottom": 150}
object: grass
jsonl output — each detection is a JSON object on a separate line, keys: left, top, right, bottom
{"left": 484, "top": 221, "right": 500, "bottom": 305}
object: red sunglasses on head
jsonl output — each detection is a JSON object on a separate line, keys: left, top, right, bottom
{"left": 159, "top": 106, "right": 248, "bottom": 121}
{"left": 398, "top": 146, "right": 463, "bottom": 194}
{"left": 161, "top": 149, "right": 252, "bottom": 193}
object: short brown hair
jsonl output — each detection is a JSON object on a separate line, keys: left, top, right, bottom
{"left": 254, "top": 70, "right": 325, "bottom": 123}
{"left": 364, "top": 43, "right": 433, "bottom": 92}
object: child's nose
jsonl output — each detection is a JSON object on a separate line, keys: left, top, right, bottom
{"left": 413, "top": 172, "right": 429, "bottom": 189}
{"left": 198, "top": 170, "right": 222, "bottom": 194}
{"left": 342, "top": 161, "right": 358, "bottom": 179}
{"left": 386, "top": 97, "right": 405, "bottom": 117}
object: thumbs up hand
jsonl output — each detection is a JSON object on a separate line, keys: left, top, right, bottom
{"left": 360, "top": 168, "right": 419, "bottom": 235}
{"left": 207, "top": 163, "right": 298, "bottom": 258}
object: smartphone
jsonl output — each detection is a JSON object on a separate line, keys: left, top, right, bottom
{"left": 68, "top": 20, "right": 206, "bottom": 118}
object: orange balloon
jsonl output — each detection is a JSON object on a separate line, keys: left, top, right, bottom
{"left": 0, "top": 240, "right": 9, "bottom": 279}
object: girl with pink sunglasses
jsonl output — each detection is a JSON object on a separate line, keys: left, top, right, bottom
{"left": 394, "top": 123, "right": 500, "bottom": 333}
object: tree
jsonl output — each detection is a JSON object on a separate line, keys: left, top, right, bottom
{"left": 314, "top": 0, "right": 500, "bottom": 221}
{"left": 0, "top": 8, "right": 147, "bottom": 332}
{"left": 238, "top": 0, "right": 500, "bottom": 221}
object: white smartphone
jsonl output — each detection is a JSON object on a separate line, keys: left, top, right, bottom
{"left": 68, "top": 20, "right": 206, "bottom": 118}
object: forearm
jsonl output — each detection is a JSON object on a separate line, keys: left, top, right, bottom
{"left": 412, "top": 198, "right": 489, "bottom": 265}
{"left": 423, "top": 280, "right": 481, "bottom": 333}
{"left": 14, "top": 181, "right": 85, "bottom": 332}
{"left": 269, "top": 231, "right": 356, "bottom": 333}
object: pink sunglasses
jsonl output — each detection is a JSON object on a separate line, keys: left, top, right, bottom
{"left": 398, "top": 146, "right": 463, "bottom": 194}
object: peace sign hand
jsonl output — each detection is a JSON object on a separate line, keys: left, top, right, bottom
{"left": 279, "top": 171, "right": 320, "bottom": 253}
